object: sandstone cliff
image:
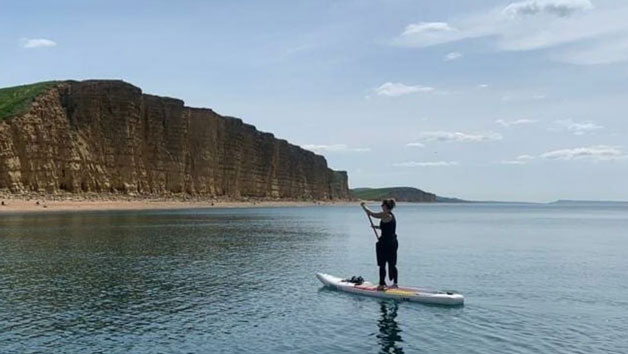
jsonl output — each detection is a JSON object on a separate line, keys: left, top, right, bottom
{"left": 0, "top": 80, "right": 349, "bottom": 199}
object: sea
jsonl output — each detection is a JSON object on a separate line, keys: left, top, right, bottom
{"left": 1, "top": 203, "right": 627, "bottom": 353}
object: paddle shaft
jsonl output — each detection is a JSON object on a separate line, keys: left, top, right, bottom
{"left": 365, "top": 211, "right": 380, "bottom": 240}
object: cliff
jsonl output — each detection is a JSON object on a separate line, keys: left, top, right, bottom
{"left": 0, "top": 80, "right": 349, "bottom": 199}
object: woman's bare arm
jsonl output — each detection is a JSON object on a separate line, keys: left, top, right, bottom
{"left": 360, "top": 202, "right": 391, "bottom": 220}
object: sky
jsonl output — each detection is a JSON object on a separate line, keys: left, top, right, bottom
{"left": 1, "top": 0, "right": 627, "bottom": 202}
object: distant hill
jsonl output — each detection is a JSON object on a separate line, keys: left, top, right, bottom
{"left": 350, "top": 187, "right": 468, "bottom": 203}
{"left": 549, "top": 200, "right": 628, "bottom": 206}
{"left": 435, "top": 195, "right": 469, "bottom": 203}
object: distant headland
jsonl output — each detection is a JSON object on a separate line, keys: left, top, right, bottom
{"left": 549, "top": 200, "right": 628, "bottom": 206}
{"left": 350, "top": 187, "right": 468, "bottom": 203}
{"left": 351, "top": 187, "right": 628, "bottom": 205}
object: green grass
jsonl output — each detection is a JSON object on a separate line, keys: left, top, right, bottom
{"left": 351, "top": 188, "right": 397, "bottom": 200}
{"left": 350, "top": 187, "right": 432, "bottom": 200}
{"left": 0, "top": 81, "right": 58, "bottom": 121}
{"left": 351, "top": 187, "right": 469, "bottom": 203}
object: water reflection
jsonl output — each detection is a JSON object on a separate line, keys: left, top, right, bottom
{"left": 0, "top": 208, "right": 339, "bottom": 353}
{"left": 376, "top": 301, "right": 404, "bottom": 354}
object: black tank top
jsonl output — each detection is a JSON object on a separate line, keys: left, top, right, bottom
{"left": 379, "top": 213, "right": 396, "bottom": 241}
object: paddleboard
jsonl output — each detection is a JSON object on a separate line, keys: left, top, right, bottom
{"left": 316, "top": 273, "right": 464, "bottom": 306}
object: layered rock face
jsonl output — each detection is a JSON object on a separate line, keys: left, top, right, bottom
{"left": 0, "top": 80, "right": 349, "bottom": 199}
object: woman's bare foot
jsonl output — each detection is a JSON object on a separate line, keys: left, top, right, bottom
{"left": 390, "top": 284, "right": 398, "bottom": 289}
{"left": 376, "top": 284, "right": 386, "bottom": 291}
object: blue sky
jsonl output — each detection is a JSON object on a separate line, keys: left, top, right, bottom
{"left": 2, "top": 0, "right": 627, "bottom": 201}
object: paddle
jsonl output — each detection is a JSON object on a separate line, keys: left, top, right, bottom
{"left": 361, "top": 202, "right": 380, "bottom": 240}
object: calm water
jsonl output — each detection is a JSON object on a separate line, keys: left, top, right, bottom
{"left": 1, "top": 204, "right": 627, "bottom": 353}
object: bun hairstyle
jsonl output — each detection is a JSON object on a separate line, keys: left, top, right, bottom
{"left": 382, "top": 198, "right": 396, "bottom": 210}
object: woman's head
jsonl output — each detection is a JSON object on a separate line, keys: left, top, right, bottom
{"left": 381, "top": 198, "right": 396, "bottom": 211}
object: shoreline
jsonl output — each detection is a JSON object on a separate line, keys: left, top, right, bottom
{"left": 0, "top": 196, "right": 356, "bottom": 213}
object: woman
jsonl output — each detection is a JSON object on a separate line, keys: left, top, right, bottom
{"left": 361, "top": 199, "right": 398, "bottom": 290}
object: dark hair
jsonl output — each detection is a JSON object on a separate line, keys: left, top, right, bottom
{"left": 382, "top": 198, "right": 396, "bottom": 210}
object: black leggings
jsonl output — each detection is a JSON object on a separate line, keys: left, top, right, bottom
{"left": 376, "top": 239, "right": 398, "bottom": 286}
{"left": 379, "top": 263, "right": 398, "bottom": 286}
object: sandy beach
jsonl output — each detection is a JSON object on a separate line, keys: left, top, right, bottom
{"left": 0, "top": 196, "right": 355, "bottom": 213}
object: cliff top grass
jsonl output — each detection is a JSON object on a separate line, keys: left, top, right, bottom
{"left": 351, "top": 187, "right": 470, "bottom": 203}
{"left": 350, "top": 187, "right": 422, "bottom": 200}
{"left": 0, "top": 81, "right": 58, "bottom": 121}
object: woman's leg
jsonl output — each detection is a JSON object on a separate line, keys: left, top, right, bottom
{"left": 389, "top": 263, "right": 398, "bottom": 284}
{"left": 379, "top": 265, "right": 387, "bottom": 286}
{"left": 389, "top": 239, "right": 398, "bottom": 284}
{"left": 376, "top": 241, "right": 386, "bottom": 286}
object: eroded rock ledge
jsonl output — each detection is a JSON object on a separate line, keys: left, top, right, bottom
{"left": 0, "top": 80, "right": 349, "bottom": 199}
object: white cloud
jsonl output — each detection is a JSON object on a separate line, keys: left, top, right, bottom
{"left": 477, "top": 84, "right": 490, "bottom": 89}
{"left": 406, "top": 142, "right": 425, "bottom": 148}
{"left": 497, "top": 154, "right": 536, "bottom": 165}
{"left": 394, "top": 1, "right": 628, "bottom": 65}
{"left": 501, "top": 92, "right": 547, "bottom": 102}
{"left": 517, "top": 154, "right": 535, "bottom": 160}
{"left": 541, "top": 145, "right": 625, "bottom": 161}
{"left": 499, "top": 147, "right": 626, "bottom": 164}
{"left": 444, "top": 52, "right": 463, "bottom": 61}
{"left": 374, "top": 82, "right": 435, "bottom": 97}
{"left": 498, "top": 160, "right": 528, "bottom": 165}
{"left": 395, "top": 20, "right": 481, "bottom": 48}
{"left": 412, "top": 131, "right": 503, "bottom": 144}
{"left": 552, "top": 36, "right": 628, "bottom": 65}
{"left": 393, "top": 161, "right": 459, "bottom": 167}
{"left": 302, "top": 144, "right": 370, "bottom": 154}
{"left": 402, "top": 22, "right": 456, "bottom": 36}
{"left": 20, "top": 38, "right": 57, "bottom": 48}
{"left": 555, "top": 118, "right": 603, "bottom": 135}
{"left": 503, "top": 0, "right": 593, "bottom": 18}
{"left": 496, "top": 118, "right": 539, "bottom": 127}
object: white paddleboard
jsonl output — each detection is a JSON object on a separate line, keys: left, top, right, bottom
{"left": 316, "top": 273, "right": 464, "bottom": 306}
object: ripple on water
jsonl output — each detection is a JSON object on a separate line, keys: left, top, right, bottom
{"left": 1, "top": 205, "right": 628, "bottom": 353}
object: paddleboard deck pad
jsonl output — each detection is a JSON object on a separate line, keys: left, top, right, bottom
{"left": 316, "top": 273, "right": 464, "bottom": 306}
